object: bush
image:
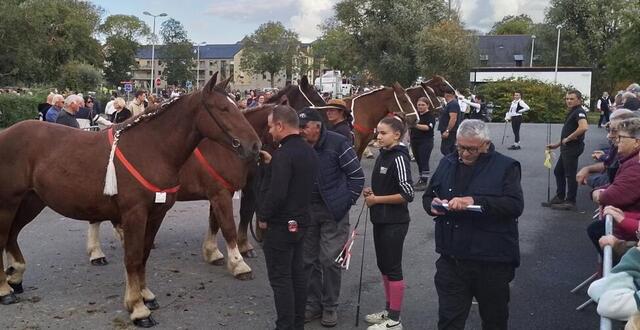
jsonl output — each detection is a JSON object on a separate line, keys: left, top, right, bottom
{"left": 475, "top": 78, "right": 573, "bottom": 123}
{"left": 0, "top": 94, "right": 39, "bottom": 127}
{"left": 58, "top": 62, "right": 103, "bottom": 93}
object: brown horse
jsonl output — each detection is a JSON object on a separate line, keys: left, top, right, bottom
{"left": 345, "top": 82, "right": 418, "bottom": 158}
{"left": 86, "top": 104, "right": 277, "bottom": 279}
{"left": 0, "top": 73, "right": 260, "bottom": 327}
{"left": 405, "top": 75, "right": 453, "bottom": 111}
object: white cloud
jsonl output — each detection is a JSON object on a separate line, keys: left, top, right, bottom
{"left": 205, "top": 0, "right": 297, "bottom": 22}
{"left": 289, "top": 0, "right": 336, "bottom": 42}
{"left": 459, "top": 0, "right": 549, "bottom": 32}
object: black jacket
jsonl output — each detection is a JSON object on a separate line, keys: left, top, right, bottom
{"left": 55, "top": 109, "right": 79, "bottom": 128}
{"left": 370, "top": 144, "right": 414, "bottom": 224}
{"left": 329, "top": 120, "right": 354, "bottom": 145}
{"left": 422, "top": 144, "right": 524, "bottom": 266}
{"left": 258, "top": 134, "right": 318, "bottom": 226}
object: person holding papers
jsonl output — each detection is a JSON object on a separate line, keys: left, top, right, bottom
{"left": 422, "top": 119, "right": 524, "bottom": 330}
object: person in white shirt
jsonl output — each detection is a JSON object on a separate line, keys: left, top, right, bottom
{"left": 504, "top": 92, "right": 530, "bottom": 150}
{"left": 104, "top": 92, "right": 118, "bottom": 116}
{"left": 596, "top": 91, "right": 612, "bottom": 128}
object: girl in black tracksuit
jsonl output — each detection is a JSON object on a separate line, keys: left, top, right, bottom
{"left": 363, "top": 117, "right": 414, "bottom": 329}
{"left": 410, "top": 97, "right": 436, "bottom": 189}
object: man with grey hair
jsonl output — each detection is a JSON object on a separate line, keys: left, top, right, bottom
{"left": 622, "top": 90, "right": 640, "bottom": 111}
{"left": 45, "top": 94, "right": 65, "bottom": 122}
{"left": 423, "top": 119, "right": 524, "bottom": 330}
{"left": 55, "top": 94, "right": 82, "bottom": 128}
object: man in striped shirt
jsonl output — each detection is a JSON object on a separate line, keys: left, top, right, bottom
{"left": 298, "top": 108, "right": 365, "bottom": 327}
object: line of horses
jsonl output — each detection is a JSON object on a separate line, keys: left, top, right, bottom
{"left": 0, "top": 72, "right": 452, "bottom": 327}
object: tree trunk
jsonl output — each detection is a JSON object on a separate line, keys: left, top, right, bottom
{"left": 269, "top": 72, "right": 275, "bottom": 88}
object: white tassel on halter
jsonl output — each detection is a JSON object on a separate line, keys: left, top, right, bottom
{"left": 103, "top": 134, "right": 119, "bottom": 196}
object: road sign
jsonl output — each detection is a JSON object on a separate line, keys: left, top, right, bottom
{"left": 155, "top": 78, "right": 162, "bottom": 87}
{"left": 185, "top": 80, "right": 193, "bottom": 89}
{"left": 124, "top": 83, "right": 132, "bottom": 93}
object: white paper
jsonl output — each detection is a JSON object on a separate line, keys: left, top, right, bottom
{"left": 440, "top": 203, "right": 483, "bottom": 212}
{"left": 154, "top": 192, "right": 167, "bottom": 203}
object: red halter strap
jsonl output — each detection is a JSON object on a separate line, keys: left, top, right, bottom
{"left": 106, "top": 128, "right": 180, "bottom": 194}
{"left": 353, "top": 123, "right": 374, "bottom": 134}
{"left": 193, "top": 147, "right": 234, "bottom": 193}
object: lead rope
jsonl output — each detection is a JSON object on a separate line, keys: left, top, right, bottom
{"left": 335, "top": 201, "right": 367, "bottom": 269}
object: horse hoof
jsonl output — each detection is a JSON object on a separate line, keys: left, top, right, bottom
{"left": 144, "top": 298, "right": 159, "bottom": 310}
{"left": 211, "top": 258, "right": 225, "bottom": 266}
{"left": 90, "top": 257, "right": 109, "bottom": 266}
{"left": 9, "top": 282, "right": 23, "bottom": 294}
{"left": 0, "top": 292, "right": 18, "bottom": 305}
{"left": 241, "top": 249, "right": 258, "bottom": 258}
{"left": 234, "top": 271, "right": 254, "bottom": 281}
{"left": 133, "top": 315, "right": 157, "bottom": 328}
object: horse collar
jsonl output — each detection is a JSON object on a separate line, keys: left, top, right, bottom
{"left": 106, "top": 128, "right": 180, "bottom": 194}
{"left": 193, "top": 147, "right": 234, "bottom": 193}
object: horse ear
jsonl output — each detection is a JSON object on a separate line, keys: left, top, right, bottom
{"left": 204, "top": 72, "right": 219, "bottom": 92}
{"left": 300, "top": 76, "right": 309, "bottom": 87}
{"left": 216, "top": 76, "right": 232, "bottom": 90}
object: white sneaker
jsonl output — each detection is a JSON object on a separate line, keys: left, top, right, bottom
{"left": 365, "top": 310, "right": 389, "bottom": 324}
{"left": 367, "top": 319, "right": 402, "bottom": 330}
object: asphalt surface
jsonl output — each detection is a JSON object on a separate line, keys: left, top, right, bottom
{"left": 0, "top": 122, "right": 615, "bottom": 329}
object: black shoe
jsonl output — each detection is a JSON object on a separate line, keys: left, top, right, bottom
{"left": 541, "top": 195, "right": 564, "bottom": 207}
{"left": 321, "top": 310, "right": 338, "bottom": 327}
{"left": 305, "top": 310, "right": 322, "bottom": 323}
{"left": 413, "top": 179, "right": 428, "bottom": 191}
{"left": 507, "top": 145, "right": 521, "bottom": 150}
{"left": 551, "top": 201, "right": 577, "bottom": 211}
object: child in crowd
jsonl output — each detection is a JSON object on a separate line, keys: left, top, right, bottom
{"left": 363, "top": 117, "right": 414, "bottom": 330}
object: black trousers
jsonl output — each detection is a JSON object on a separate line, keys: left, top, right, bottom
{"left": 435, "top": 256, "right": 515, "bottom": 330}
{"left": 411, "top": 137, "right": 434, "bottom": 177}
{"left": 554, "top": 145, "right": 584, "bottom": 202}
{"left": 440, "top": 132, "right": 456, "bottom": 156}
{"left": 263, "top": 225, "right": 307, "bottom": 330}
{"left": 510, "top": 115, "right": 522, "bottom": 143}
{"left": 598, "top": 110, "right": 610, "bottom": 127}
{"left": 373, "top": 223, "right": 409, "bottom": 281}
{"left": 587, "top": 220, "right": 605, "bottom": 256}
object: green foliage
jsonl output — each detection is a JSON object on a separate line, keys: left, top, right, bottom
{"left": 0, "top": 0, "right": 103, "bottom": 86}
{"left": 475, "top": 78, "right": 571, "bottom": 123}
{"left": 100, "top": 15, "right": 150, "bottom": 87}
{"left": 327, "top": 0, "right": 448, "bottom": 86}
{"left": 240, "top": 21, "right": 301, "bottom": 88}
{"left": 605, "top": 11, "right": 640, "bottom": 83}
{"left": 415, "top": 19, "right": 475, "bottom": 89}
{"left": 58, "top": 62, "right": 103, "bottom": 92}
{"left": 160, "top": 19, "right": 194, "bottom": 87}
{"left": 312, "top": 26, "right": 361, "bottom": 78}
{"left": 490, "top": 15, "right": 534, "bottom": 35}
{"left": 0, "top": 94, "right": 39, "bottom": 127}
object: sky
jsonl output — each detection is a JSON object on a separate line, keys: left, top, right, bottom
{"left": 93, "top": 0, "right": 550, "bottom": 44}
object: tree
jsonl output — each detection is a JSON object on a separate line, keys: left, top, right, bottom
{"left": 415, "top": 19, "right": 475, "bottom": 89}
{"left": 606, "top": 11, "right": 640, "bottom": 83}
{"left": 325, "top": 0, "right": 448, "bottom": 86}
{"left": 100, "top": 15, "right": 150, "bottom": 87}
{"left": 0, "top": 0, "right": 103, "bottom": 86}
{"left": 160, "top": 18, "right": 193, "bottom": 87}
{"left": 58, "top": 62, "right": 103, "bottom": 92}
{"left": 240, "top": 21, "right": 301, "bottom": 88}
{"left": 490, "top": 15, "right": 534, "bottom": 35}
{"left": 312, "top": 24, "right": 362, "bottom": 78}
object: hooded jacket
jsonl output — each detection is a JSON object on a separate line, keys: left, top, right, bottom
{"left": 370, "top": 144, "right": 414, "bottom": 224}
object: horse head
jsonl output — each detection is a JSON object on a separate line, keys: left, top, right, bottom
{"left": 423, "top": 75, "right": 453, "bottom": 108}
{"left": 391, "top": 82, "right": 419, "bottom": 127}
{"left": 267, "top": 76, "right": 326, "bottom": 110}
{"left": 198, "top": 72, "right": 261, "bottom": 160}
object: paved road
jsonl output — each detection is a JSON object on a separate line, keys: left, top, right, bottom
{"left": 1, "top": 123, "right": 611, "bottom": 329}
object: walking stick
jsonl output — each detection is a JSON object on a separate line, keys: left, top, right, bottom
{"left": 546, "top": 112, "right": 552, "bottom": 202}
{"left": 501, "top": 120, "right": 508, "bottom": 145}
{"left": 354, "top": 208, "right": 369, "bottom": 327}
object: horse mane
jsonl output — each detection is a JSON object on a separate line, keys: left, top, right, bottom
{"left": 266, "top": 85, "right": 295, "bottom": 103}
{"left": 112, "top": 96, "right": 184, "bottom": 133}
{"left": 346, "top": 87, "right": 387, "bottom": 102}
{"left": 242, "top": 103, "right": 275, "bottom": 115}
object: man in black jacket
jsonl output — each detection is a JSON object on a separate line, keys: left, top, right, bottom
{"left": 258, "top": 105, "right": 319, "bottom": 330}
{"left": 297, "top": 107, "right": 364, "bottom": 327}
{"left": 422, "top": 119, "right": 524, "bottom": 330}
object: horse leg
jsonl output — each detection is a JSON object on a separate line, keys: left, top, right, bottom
{"left": 0, "top": 203, "right": 19, "bottom": 305}
{"left": 202, "top": 204, "right": 224, "bottom": 266}
{"left": 120, "top": 210, "right": 155, "bottom": 327}
{"left": 139, "top": 214, "right": 164, "bottom": 313}
{"left": 4, "top": 192, "right": 45, "bottom": 299}
{"left": 212, "top": 194, "right": 252, "bottom": 280}
{"left": 87, "top": 221, "right": 108, "bottom": 266}
{"left": 238, "top": 180, "right": 257, "bottom": 258}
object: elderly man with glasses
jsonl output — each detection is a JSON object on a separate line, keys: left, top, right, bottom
{"left": 422, "top": 119, "right": 524, "bottom": 330}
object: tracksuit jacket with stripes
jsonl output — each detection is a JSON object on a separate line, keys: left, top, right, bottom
{"left": 370, "top": 144, "right": 414, "bottom": 224}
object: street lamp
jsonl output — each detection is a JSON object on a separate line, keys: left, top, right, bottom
{"left": 529, "top": 35, "right": 536, "bottom": 67}
{"left": 143, "top": 11, "right": 167, "bottom": 96}
{"left": 554, "top": 24, "right": 562, "bottom": 83}
{"left": 195, "top": 42, "right": 206, "bottom": 89}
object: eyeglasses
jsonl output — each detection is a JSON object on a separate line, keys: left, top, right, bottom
{"left": 604, "top": 124, "right": 617, "bottom": 134}
{"left": 615, "top": 135, "right": 638, "bottom": 143}
{"left": 456, "top": 144, "right": 484, "bottom": 154}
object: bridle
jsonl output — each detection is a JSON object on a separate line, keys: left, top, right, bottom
{"left": 298, "top": 84, "right": 321, "bottom": 107}
{"left": 200, "top": 88, "right": 243, "bottom": 153}
{"left": 350, "top": 88, "right": 418, "bottom": 134}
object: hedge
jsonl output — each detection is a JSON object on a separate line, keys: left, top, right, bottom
{"left": 475, "top": 78, "right": 574, "bottom": 123}
{"left": 0, "top": 94, "right": 39, "bottom": 127}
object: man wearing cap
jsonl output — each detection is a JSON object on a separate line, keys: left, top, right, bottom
{"left": 298, "top": 107, "right": 364, "bottom": 327}
{"left": 325, "top": 99, "right": 354, "bottom": 145}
